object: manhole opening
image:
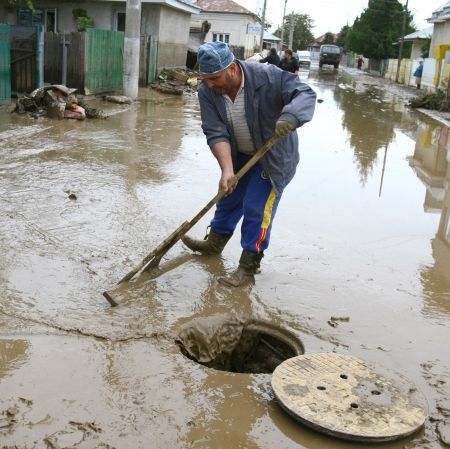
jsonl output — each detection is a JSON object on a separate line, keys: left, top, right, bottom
{"left": 176, "top": 318, "right": 304, "bottom": 374}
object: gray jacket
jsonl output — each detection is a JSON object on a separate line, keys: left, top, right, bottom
{"left": 198, "top": 60, "right": 316, "bottom": 193}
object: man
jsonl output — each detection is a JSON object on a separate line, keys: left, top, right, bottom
{"left": 182, "top": 41, "right": 316, "bottom": 287}
{"left": 278, "top": 49, "right": 299, "bottom": 74}
{"left": 259, "top": 47, "right": 280, "bottom": 66}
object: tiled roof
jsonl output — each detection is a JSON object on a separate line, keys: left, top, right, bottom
{"left": 194, "top": 0, "right": 255, "bottom": 15}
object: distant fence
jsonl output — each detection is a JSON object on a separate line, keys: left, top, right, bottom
{"left": 85, "top": 29, "right": 123, "bottom": 93}
{"left": 45, "top": 29, "right": 123, "bottom": 94}
{"left": 44, "top": 32, "right": 86, "bottom": 91}
{"left": 44, "top": 30, "right": 157, "bottom": 94}
{"left": 348, "top": 44, "right": 450, "bottom": 93}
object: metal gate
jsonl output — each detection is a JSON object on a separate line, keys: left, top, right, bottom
{"left": 0, "top": 24, "right": 11, "bottom": 104}
{"left": 11, "top": 25, "right": 37, "bottom": 94}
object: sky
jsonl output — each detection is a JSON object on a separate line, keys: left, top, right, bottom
{"left": 235, "top": 0, "right": 446, "bottom": 36}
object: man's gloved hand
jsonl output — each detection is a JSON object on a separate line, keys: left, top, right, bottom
{"left": 275, "top": 120, "right": 294, "bottom": 137}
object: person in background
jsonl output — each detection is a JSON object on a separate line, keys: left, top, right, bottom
{"left": 414, "top": 61, "right": 424, "bottom": 89}
{"left": 259, "top": 47, "right": 281, "bottom": 66}
{"left": 278, "top": 49, "right": 299, "bottom": 74}
{"left": 357, "top": 55, "right": 364, "bottom": 70}
{"left": 182, "top": 42, "right": 316, "bottom": 286}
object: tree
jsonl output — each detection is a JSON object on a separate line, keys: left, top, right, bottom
{"left": 346, "top": 0, "right": 415, "bottom": 59}
{"left": 254, "top": 7, "right": 273, "bottom": 31}
{"left": 273, "top": 14, "right": 314, "bottom": 51}
{"left": 335, "top": 25, "right": 350, "bottom": 52}
{"left": 421, "top": 37, "right": 431, "bottom": 58}
{"left": 7, "top": 0, "right": 33, "bottom": 9}
{"left": 323, "top": 32, "right": 335, "bottom": 45}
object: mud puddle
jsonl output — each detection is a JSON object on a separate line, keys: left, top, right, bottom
{"left": 0, "top": 75, "right": 449, "bottom": 448}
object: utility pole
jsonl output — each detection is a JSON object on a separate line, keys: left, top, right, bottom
{"left": 123, "top": 0, "right": 142, "bottom": 99}
{"left": 288, "top": 12, "right": 294, "bottom": 50}
{"left": 395, "top": 0, "right": 408, "bottom": 83}
{"left": 259, "top": 0, "right": 267, "bottom": 52}
{"left": 279, "top": 0, "right": 287, "bottom": 51}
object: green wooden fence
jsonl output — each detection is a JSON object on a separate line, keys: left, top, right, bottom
{"left": 85, "top": 29, "right": 124, "bottom": 94}
{"left": 0, "top": 24, "right": 11, "bottom": 105}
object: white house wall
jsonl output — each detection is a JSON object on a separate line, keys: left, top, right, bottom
{"left": 411, "top": 43, "right": 423, "bottom": 60}
{"left": 422, "top": 58, "right": 437, "bottom": 90}
{"left": 191, "top": 12, "right": 260, "bottom": 57}
{"left": 430, "top": 22, "right": 450, "bottom": 55}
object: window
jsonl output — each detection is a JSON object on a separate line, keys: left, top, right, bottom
{"left": 213, "top": 33, "right": 230, "bottom": 44}
{"left": 45, "top": 10, "right": 56, "bottom": 32}
{"left": 18, "top": 8, "right": 57, "bottom": 32}
{"left": 116, "top": 12, "right": 126, "bottom": 32}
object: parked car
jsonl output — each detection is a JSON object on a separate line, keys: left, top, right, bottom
{"left": 319, "top": 44, "right": 342, "bottom": 69}
{"left": 297, "top": 50, "right": 311, "bottom": 68}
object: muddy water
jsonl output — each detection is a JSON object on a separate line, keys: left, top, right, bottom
{"left": 0, "top": 68, "right": 449, "bottom": 448}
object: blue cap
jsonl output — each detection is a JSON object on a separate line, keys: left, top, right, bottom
{"left": 197, "top": 42, "right": 235, "bottom": 75}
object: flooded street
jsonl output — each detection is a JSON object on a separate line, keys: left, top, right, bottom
{"left": 0, "top": 68, "right": 449, "bottom": 448}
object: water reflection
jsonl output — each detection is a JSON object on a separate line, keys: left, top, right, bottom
{"left": 409, "top": 123, "right": 450, "bottom": 316}
{"left": 333, "top": 85, "right": 402, "bottom": 185}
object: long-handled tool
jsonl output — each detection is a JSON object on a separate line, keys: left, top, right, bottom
{"left": 103, "top": 134, "right": 282, "bottom": 306}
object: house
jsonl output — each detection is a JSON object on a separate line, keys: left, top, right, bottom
{"left": 263, "top": 31, "right": 281, "bottom": 52}
{"left": 402, "top": 26, "right": 433, "bottom": 60}
{"left": 190, "top": 0, "right": 262, "bottom": 58}
{"left": 0, "top": 0, "right": 200, "bottom": 69}
{"left": 428, "top": 2, "right": 450, "bottom": 60}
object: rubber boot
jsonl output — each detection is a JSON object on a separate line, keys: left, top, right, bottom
{"left": 218, "top": 250, "right": 264, "bottom": 287}
{"left": 182, "top": 230, "right": 231, "bottom": 255}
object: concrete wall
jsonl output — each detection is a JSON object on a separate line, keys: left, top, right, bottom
{"left": 157, "top": 6, "right": 190, "bottom": 68}
{"left": 141, "top": 4, "right": 161, "bottom": 37}
{"left": 191, "top": 12, "right": 260, "bottom": 57}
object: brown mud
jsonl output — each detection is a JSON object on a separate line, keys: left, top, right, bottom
{"left": 0, "top": 66, "right": 449, "bottom": 448}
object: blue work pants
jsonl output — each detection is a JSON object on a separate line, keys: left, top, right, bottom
{"left": 210, "top": 153, "right": 282, "bottom": 254}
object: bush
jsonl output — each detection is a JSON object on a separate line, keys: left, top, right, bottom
{"left": 409, "top": 89, "right": 450, "bottom": 111}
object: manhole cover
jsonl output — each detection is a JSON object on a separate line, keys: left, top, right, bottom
{"left": 271, "top": 353, "right": 427, "bottom": 442}
{"left": 177, "top": 316, "right": 304, "bottom": 374}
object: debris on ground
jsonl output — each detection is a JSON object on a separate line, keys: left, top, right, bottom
{"left": 14, "top": 85, "right": 107, "bottom": 120}
{"left": 15, "top": 85, "right": 87, "bottom": 120}
{"left": 327, "top": 316, "right": 350, "bottom": 327}
{"left": 409, "top": 89, "right": 450, "bottom": 111}
{"left": 150, "top": 68, "right": 198, "bottom": 95}
{"left": 105, "top": 95, "right": 133, "bottom": 105}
